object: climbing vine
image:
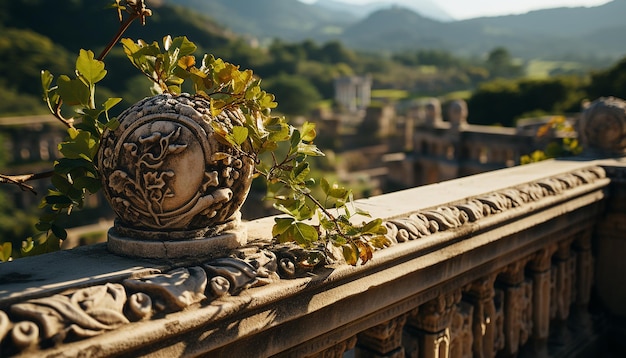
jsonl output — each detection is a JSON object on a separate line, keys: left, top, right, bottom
{"left": 1, "top": 0, "right": 389, "bottom": 264}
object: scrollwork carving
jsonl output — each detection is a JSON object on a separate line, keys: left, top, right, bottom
{"left": 10, "top": 283, "right": 129, "bottom": 343}
{"left": 383, "top": 167, "right": 605, "bottom": 244}
{"left": 123, "top": 267, "right": 208, "bottom": 310}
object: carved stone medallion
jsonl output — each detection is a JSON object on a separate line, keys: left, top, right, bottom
{"left": 579, "top": 96, "right": 626, "bottom": 155}
{"left": 97, "top": 93, "right": 255, "bottom": 259}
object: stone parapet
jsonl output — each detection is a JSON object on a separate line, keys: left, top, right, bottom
{"left": 0, "top": 158, "right": 618, "bottom": 357}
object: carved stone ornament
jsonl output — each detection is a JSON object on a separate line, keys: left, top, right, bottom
{"left": 579, "top": 96, "right": 626, "bottom": 155}
{"left": 0, "top": 244, "right": 301, "bottom": 355}
{"left": 97, "top": 93, "right": 255, "bottom": 259}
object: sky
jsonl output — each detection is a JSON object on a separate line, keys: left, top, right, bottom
{"left": 301, "top": 0, "right": 612, "bottom": 20}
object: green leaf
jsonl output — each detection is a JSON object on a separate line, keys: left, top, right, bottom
{"left": 297, "top": 143, "right": 325, "bottom": 157}
{"left": 321, "top": 177, "right": 331, "bottom": 195}
{"left": 105, "top": 118, "right": 120, "bottom": 130}
{"left": 342, "top": 244, "right": 358, "bottom": 266}
{"left": 45, "top": 195, "right": 73, "bottom": 205}
{"left": 76, "top": 49, "right": 107, "bottom": 85}
{"left": 290, "top": 129, "right": 301, "bottom": 151}
{"left": 73, "top": 176, "right": 101, "bottom": 194}
{"left": 51, "top": 224, "right": 68, "bottom": 240}
{"left": 361, "top": 218, "right": 384, "bottom": 235}
{"left": 41, "top": 69, "right": 54, "bottom": 94}
{"left": 287, "top": 222, "right": 318, "bottom": 246}
{"left": 369, "top": 235, "right": 392, "bottom": 249}
{"left": 102, "top": 97, "right": 122, "bottom": 112}
{"left": 55, "top": 158, "right": 97, "bottom": 175}
{"left": 232, "top": 126, "right": 249, "bottom": 146}
{"left": 328, "top": 184, "right": 349, "bottom": 200}
{"left": 300, "top": 121, "right": 317, "bottom": 142}
{"left": 57, "top": 75, "right": 90, "bottom": 106}
{"left": 0, "top": 242, "right": 12, "bottom": 262}
{"left": 291, "top": 162, "right": 310, "bottom": 183}
{"left": 51, "top": 174, "right": 73, "bottom": 193}
{"left": 272, "top": 217, "right": 295, "bottom": 237}
{"left": 21, "top": 238, "right": 34, "bottom": 254}
{"left": 58, "top": 129, "right": 98, "bottom": 161}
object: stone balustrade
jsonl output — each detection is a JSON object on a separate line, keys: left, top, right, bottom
{"left": 2, "top": 156, "right": 623, "bottom": 357}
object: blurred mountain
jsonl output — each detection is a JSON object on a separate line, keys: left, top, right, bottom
{"left": 163, "top": 0, "right": 625, "bottom": 60}
{"left": 165, "top": 0, "right": 357, "bottom": 41}
{"left": 337, "top": 1, "right": 626, "bottom": 60}
{"left": 313, "top": 0, "right": 454, "bottom": 22}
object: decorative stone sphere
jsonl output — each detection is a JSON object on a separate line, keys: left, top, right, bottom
{"left": 447, "top": 99, "right": 468, "bottom": 128}
{"left": 98, "top": 93, "right": 255, "bottom": 258}
{"left": 578, "top": 97, "right": 626, "bottom": 155}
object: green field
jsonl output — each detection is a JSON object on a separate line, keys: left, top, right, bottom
{"left": 525, "top": 60, "right": 586, "bottom": 78}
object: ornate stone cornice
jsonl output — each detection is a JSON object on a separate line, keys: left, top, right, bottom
{"left": 383, "top": 167, "right": 605, "bottom": 244}
{"left": 0, "top": 166, "right": 607, "bottom": 355}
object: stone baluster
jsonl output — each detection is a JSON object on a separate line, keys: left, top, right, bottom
{"left": 554, "top": 239, "right": 575, "bottom": 321}
{"left": 306, "top": 336, "right": 357, "bottom": 358}
{"left": 573, "top": 230, "right": 594, "bottom": 308}
{"left": 464, "top": 274, "right": 502, "bottom": 358}
{"left": 528, "top": 244, "right": 558, "bottom": 347}
{"left": 355, "top": 314, "right": 408, "bottom": 358}
{"left": 498, "top": 259, "right": 533, "bottom": 357}
{"left": 449, "top": 301, "right": 473, "bottom": 358}
{"left": 405, "top": 290, "right": 462, "bottom": 358}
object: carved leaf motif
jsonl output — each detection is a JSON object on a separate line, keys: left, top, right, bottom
{"left": 109, "top": 170, "right": 132, "bottom": 195}
{"left": 144, "top": 171, "right": 174, "bottom": 191}
{"left": 10, "top": 283, "right": 129, "bottom": 342}
{"left": 123, "top": 267, "right": 208, "bottom": 310}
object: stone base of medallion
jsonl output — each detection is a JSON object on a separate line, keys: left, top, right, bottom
{"left": 106, "top": 213, "right": 247, "bottom": 260}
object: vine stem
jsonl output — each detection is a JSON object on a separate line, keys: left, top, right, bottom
{"left": 0, "top": 172, "right": 54, "bottom": 194}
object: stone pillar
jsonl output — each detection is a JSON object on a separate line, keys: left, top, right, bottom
{"left": 554, "top": 239, "right": 575, "bottom": 321}
{"left": 498, "top": 259, "right": 533, "bottom": 357}
{"left": 356, "top": 314, "right": 407, "bottom": 358}
{"left": 405, "top": 290, "right": 462, "bottom": 358}
{"left": 528, "top": 244, "right": 558, "bottom": 346}
{"left": 449, "top": 301, "right": 473, "bottom": 358}
{"left": 464, "top": 274, "right": 502, "bottom": 358}
{"left": 448, "top": 100, "right": 468, "bottom": 131}
{"left": 573, "top": 230, "right": 593, "bottom": 308}
{"left": 424, "top": 98, "right": 442, "bottom": 127}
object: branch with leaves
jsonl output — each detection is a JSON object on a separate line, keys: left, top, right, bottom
{"left": 2, "top": 1, "right": 388, "bottom": 265}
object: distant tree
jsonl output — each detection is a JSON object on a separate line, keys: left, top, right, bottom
{"left": 485, "top": 47, "right": 523, "bottom": 78}
{"left": 392, "top": 49, "right": 463, "bottom": 68}
{"left": 468, "top": 79, "right": 522, "bottom": 126}
{"left": 264, "top": 74, "right": 322, "bottom": 115}
{"left": 468, "top": 76, "right": 585, "bottom": 126}
{"left": 316, "top": 41, "right": 357, "bottom": 65}
{"left": 587, "top": 56, "right": 626, "bottom": 99}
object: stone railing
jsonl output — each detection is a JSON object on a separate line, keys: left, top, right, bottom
{"left": 2, "top": 157, "right": 622, "bottom": 357}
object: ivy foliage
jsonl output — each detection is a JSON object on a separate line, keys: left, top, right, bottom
{"left": 120, "top": 34, "right": 390, "bottom": 265}
{"left": 29, "top": 49, "right": 122, "bottom": 257}
{"left": 13, "top": 1, "right": 388, "bottom": 265}
{"left": 520, "top": 116, "right": 582, "bottom": 164}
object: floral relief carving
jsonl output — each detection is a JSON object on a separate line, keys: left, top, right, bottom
{"left": 109, "top": 126, "right": 187, "bottom": 227}
{"left": 98, "top": 93, "right": 255, "bottom": 232}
